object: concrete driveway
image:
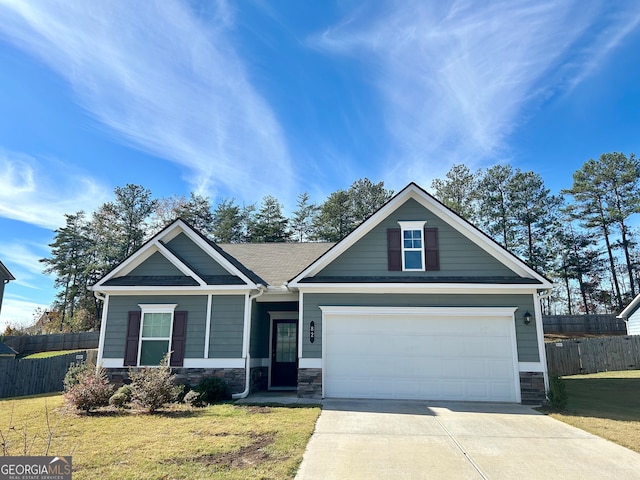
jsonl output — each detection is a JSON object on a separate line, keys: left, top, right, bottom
{"left": 295, "top": 399, "right": 640, "bottom": 480}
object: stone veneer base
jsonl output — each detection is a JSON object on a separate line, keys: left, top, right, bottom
{"left": 519, "top": 372, "right": 546, "bottom": 405}
{"left": 105, "top": 367, "right": 246, "bottom": 395}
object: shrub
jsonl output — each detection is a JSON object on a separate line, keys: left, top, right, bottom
{"left": 129, "top": 355, "right": 181, "bottom": 413}
{"left": 183, "top": 389, "right": 205, "bottom": 407}
{"left": 109, "top": 384, "right": 132, "bottom": 409}
{"left": 63, "top": 361, "right": 92, "bottom": 391}
{"left": 197, "top": 376, "right": 230, "bottom": 404}
{"left": 547, "top": 375, "right": 568, "bottom": 410}
{"left": 64, "top": 365, "right": 114, "bottom": 412}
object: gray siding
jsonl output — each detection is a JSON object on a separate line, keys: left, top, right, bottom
{"left": 249, "top": 301, "right": 299, "bottom": 358}
{"left": 209, "top": 295, "right": 245, "bottom": 358}
{"left": 166, "top": 233, "right": 230, "bottom": 276}
{"left": 129, "top": 252, "right": 184, "bottom": 276}
{"left": 103, "top": 295, "right": 207, "bottom": 359}
{"left": 318, "top": 199, "right": 518, "bottom": 278}
{"left": 302, "top": 293, "right": 539, "bottom": 362}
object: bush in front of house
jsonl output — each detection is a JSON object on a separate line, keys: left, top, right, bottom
{"left": 547, "top": 375, "right": 568, "bottom": 410}
{"left": 128, "top": 355, "right": 182, "bottom": 413}
{"left": 63, "top": 360, "right": 92, "bottom": 391}
{"left": 197, "top": 376, "right": 231, "bottom": 404}
{"left": 183, "top": 389, "right": 205, "bottom": 407}
{"left": 109, "top": 384, "right": 133, "bottom": 409}
{"left": 64, "top": 365, "right": 115, "bottom": 412}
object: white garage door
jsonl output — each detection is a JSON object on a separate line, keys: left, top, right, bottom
{"left": 322, "top": 307, "right": 520, "bottom": 402}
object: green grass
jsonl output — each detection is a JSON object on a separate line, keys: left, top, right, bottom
{"left": 0, "top": 394, "right": 321, "bottom": 479}
{"left": 20, "top": 349, "right": 86, "bottom": 359}
{"left": 547, "top": 370, "right": 640, "bottom": 453}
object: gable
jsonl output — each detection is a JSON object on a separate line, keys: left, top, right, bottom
{"left": 166, "top": 233, "right": 231, "bottom": 277}
{"left": 93, "top": 219, "right": 258, "bottom": 290}
{"left": 316, "top": 198, "right": 519, "bottom": 280}
{"left": 290, "top": 183, "right": 552, "bottom": 287}
{"left": 129, "top": 251, "right": 184, "bottom": 276}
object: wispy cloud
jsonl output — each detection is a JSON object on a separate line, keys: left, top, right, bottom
{"left": 312, "top": 0, "right": 640, "bottom": 187}
{"left": 0, "top": 0, "right": 294, "bottom": 200}
{"left": 0, "top": 150, "right": 109, "bottom": 229}
{"left": 0, "top": 295, "right": 49, "bottom": 328}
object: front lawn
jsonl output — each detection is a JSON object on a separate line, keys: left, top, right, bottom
{"left": 0, "top": 394, "right": 320, "bottom": 479}
{"left": 19, "top": 349, "right": 86, "bottom": 359}
{"left": 547, "top": 370, "right": 640, "bottom": 453}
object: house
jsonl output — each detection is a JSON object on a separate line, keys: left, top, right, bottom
{"left": 92, "top": 183, "right": 553, "bottom": 404}
{"left": 617, "top": 294, "right": 640, "bottom": 335}
{"left": 0, "top": 260, "right": 15, "bottom": 316}
{"left": 0, "top": 341, "right": 17, "bottom": 359}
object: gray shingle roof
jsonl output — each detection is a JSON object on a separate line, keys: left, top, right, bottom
{"left": 0, "top": 341, "right": 17, "bottom": 356}
{"left": 0, "top": 261, "right": 15, "bottom": 281}
{"left": 218, "top": 243, "right": 335, "bottom": 286}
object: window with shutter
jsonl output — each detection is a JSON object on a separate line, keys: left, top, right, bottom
{"left": 389, "top": 222, "right": 440, "bottom": 272}
{"left": 135, "top": 304, "right": 178, "bottom": 366}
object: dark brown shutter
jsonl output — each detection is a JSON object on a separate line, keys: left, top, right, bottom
{"left": 424, "top": 227, "right": 440, "bottom": 271}
{"left": 387, "top": 228, "right": 402, "bottom": 271}
{"left": 170, "top": 311, "right": 188, "bottom": 367}
{"left": 124, "top": 311, "right": 141, "bottom": 366}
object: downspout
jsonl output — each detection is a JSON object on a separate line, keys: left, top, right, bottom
{"left": 232, "top": 284, "right": 266, "bottom": 400}
{"left": 93, "top": 290, "right": 107, "bottom": 370}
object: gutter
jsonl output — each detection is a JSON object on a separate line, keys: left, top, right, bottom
{"left": 232, "top": 284, "right": 266, "bottom": 400}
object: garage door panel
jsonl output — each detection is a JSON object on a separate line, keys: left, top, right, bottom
{"left": 323, "top": 310, "right": 519, "bottom": 402}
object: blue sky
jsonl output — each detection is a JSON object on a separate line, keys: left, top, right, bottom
{"left": 1, "top": 1, "right": 640, "bottom": 328}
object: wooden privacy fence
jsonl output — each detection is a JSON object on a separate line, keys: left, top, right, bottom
{"left": 2, "top": 332, "right": 100, "bottom": 355}
{"left": 543, "top": 315, "right": 626, "bottom": 335}
{"left": 0, "top": 350, "right": 97, "bottom": 399}
{"left": 546, "top": 336, "right": 640, "bottom": 376}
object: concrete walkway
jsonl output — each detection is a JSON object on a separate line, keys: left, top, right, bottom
{"left": 295, "top": 399, "right": 640, "bottom": 480}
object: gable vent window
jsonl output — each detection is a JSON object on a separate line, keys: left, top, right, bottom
{"left": 399, "top": 221, "right": 426, "bottom": 271}
{"left": 388, "top": 222, "right": 440, "bottom": 272}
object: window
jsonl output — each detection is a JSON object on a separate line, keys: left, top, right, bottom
{"left": 138, "top": 304, "right": 177, "bottom": 366}
{"left": 399, "top": 221, "right": 426, "bottom": 271}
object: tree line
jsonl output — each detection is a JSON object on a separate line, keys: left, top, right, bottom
{"left": 30, "top": 152, "right": 640, "bottom": 333}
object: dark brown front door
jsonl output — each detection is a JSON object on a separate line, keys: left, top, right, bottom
{"left": 271, "top": 319, "right": 298, "bottom": 387}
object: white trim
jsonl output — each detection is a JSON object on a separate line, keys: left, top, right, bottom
{"left": 102, "top": 358, "right": 125, "bottom": 368}
{"left": 297, "top": 284, "right": 543, "bottom": 295}
{"left": 155, "top": 241, "right": 207, "bottom": 286}
{"left": 94, "top": 286, "right": 253, "bottom": 295}
{"left": 183, "top": 358, "right": 245, "bottom": 368}
{"left": 93, "top": 219, "right": 258, "bottom": 290}
{"left": 298, "top": 291, "right": 305, "bottom": 360}
{"left": 204, "top": 295, "right": 212, "bottom": 358}
{"left": 137, "top": 304, "right": 178, "bottom": 366}
{"left": 320, "top": 306, "right": 521, "bottom": 402}
{"left": 319, "top": 305, "right": 518, "bottom": 317}
{"left": 299, "top": 358, "right": 322, "bottom": 369}
{"left": 289, "top": 184, "right": 553, "bottom": 288}
{"left": 618, "top": 292, "right": 640, "bottom": 319}
{"left": 519, "top": 362, "right": 546, "bottom": 373}
{"left": 533, "top": 292, "right": 550, "bottom": 392}
{"left": 96, "top": 294, "right": 109, "bottom": 366}
{"left": 398, "top": 221, "right": 427, "bottom": 271}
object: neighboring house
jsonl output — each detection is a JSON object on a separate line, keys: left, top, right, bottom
{"left": 0, "top": 341, "right": 17, "bottom": 359}
{"left": 617, "top": 294, "right": 640, "bottom": 335}
{"left": 0, "top": 260, "right": 15, "bottom": 316}
{"left": 93, "top": 183, "right": 553, "bottom": 404}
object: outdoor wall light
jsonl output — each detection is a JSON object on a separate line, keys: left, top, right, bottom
{"left": 523, "top": 311, "right": 532, "bottom": 325}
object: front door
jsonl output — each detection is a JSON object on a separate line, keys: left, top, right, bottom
{"left": 271, "top": 319, "right": 298, "bottom": 388}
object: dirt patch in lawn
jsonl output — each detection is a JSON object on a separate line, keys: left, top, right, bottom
{"left": 247, "top": 406, "right": 272, "bottom": 414}
{"left": 168, "top": 432, "right": 277, "bottom": 468}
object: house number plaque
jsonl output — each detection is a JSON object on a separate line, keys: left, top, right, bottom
{"left": 310, "top": 321, "right": 315, "bottom": 343}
